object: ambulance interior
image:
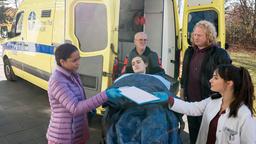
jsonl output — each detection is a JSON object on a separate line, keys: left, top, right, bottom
{"left": 117, "top": 0, "right": 177, "bottom": 77}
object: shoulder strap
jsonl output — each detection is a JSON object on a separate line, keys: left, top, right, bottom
{"left": 121, "top": 56, "right": 129, "bottom": 74}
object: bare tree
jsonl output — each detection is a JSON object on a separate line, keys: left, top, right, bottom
{"left": 0, "top": 0, "right": 17, "bottom": 25}
{"left": 225, "top": 0, "right": 256, "bottom": 48}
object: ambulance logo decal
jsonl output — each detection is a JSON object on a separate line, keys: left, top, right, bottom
{"left": 28, "top": 11, "right": 36, "bottom": 30}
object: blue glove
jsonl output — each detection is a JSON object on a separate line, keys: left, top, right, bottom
{"left": 106, "top": 88, "right": 123, "bottom": 101}
{"left": 150, "top": 92, "right": 169, "bottom": 103}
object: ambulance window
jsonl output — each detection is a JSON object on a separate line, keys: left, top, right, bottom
{"left": 16, "top": 12, "right": 24, "bottom": 34}
{"left": 10, "top": 12, "right": 24, "bottom": 37}
{"left": 187, "top": 10, "right": 218, "bottom": 44}
{"left": 75, "top": 3, "right": 107, "bottom": 52}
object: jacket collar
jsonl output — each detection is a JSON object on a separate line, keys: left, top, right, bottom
{"left": 56, "top": 65, "right": 72, "bottom": 77}
{"left": 194, "top": 46, "right": 211, "bottom": 53}
{"left": 189, "top": 44, "right": 218, "bottom": 52}
{"left": 135, "top": 46, "right": 151, "bottom": 56}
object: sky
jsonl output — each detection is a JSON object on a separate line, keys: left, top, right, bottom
{"left": 178, "top": 0, "right": 184, "bottom": 28}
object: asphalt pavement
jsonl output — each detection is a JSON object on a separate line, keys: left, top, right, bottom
{"left": 0, "top": 73, "right": 103, "bottom": 144}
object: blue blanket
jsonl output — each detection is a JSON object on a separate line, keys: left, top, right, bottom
{"left": 103, "top": 73, "right": 182, "bottom": 144}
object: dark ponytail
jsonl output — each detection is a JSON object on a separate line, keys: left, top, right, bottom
{"left": 216, "top": 64, "right": 255, "bottom": 117}
{"left": 238, "top": 67, "right": 255, "bottom": 115}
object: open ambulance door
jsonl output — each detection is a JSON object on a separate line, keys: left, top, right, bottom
{"left": 144, "top": 0, "right": 180, "bottom": 79}
{"left": 182, "top": 0, "right": 225, "bottom": 54}
{"left": 162, "top": 0, "right": 180, "bottom": 79}
{"left": 65, "top": 0, "right": 119, "bottom": 100}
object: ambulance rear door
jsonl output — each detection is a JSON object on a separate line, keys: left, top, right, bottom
{"left": 144, "top": 0, "right": 180, "bottom": 79}
{"left": 182, "top": 0, "right": 225, "bottom": 53}
{"left": 65, "top": 0, "right": 119, "bottom": 97}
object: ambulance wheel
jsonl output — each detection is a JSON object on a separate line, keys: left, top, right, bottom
{"left": 3, "top": 58, "right": 17, "bottom": 81}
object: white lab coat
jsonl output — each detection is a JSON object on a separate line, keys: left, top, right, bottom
{"left": 170, "top": 97, "right": 256, "bottom": 144}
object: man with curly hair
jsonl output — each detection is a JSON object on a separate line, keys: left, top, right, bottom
{"left": 179, "top": 20, "right": 231, "bottom": 144}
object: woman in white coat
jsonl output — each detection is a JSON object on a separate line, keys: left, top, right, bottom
{"left": 166, "top": 64, "right": 256, "bottom": 144}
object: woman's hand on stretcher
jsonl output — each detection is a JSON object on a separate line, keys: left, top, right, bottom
{"left": 148, "top": 92, "right": 169, "bottom": 103}
{"left": 106, "top": 88, "right": 123, "bottom": 102}
{"left": 151, "top": 92, "right": 175, "bottom": 105}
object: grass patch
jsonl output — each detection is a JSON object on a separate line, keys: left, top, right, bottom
{"left": 228, "top": 50, "right": 256, "bottom": 113}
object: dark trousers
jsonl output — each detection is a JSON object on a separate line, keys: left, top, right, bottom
{"left": 187, "top": 116, "right": 202, "bottom": 144}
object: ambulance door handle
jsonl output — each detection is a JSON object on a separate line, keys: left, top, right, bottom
{"left": 170, "top": 60, "right": 176, "bottom": 64}
{"left": 110, "top": 43, "right": 118, "bottom": 55}
{"left": 102, "top": 71, "right": 112, "bottom": 77}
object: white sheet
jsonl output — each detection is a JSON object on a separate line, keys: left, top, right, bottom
{"left": 119, "top": 86, "right": 160, "bottom": 104}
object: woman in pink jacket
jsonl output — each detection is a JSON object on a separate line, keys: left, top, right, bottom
{"left": 47, "top": 43, "right": 122, "bottom": 144}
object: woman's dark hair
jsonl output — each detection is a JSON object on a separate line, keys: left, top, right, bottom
{"left": 133, "top": 55, "right": 149, "bottom": 64}
{"left": 55, "top": 43, "right": 78, "bottom": 66}
{"left": 216, "top": 64, "right": 255, "bottom": 117}
{"left": 132, "top": 55, "right": 149, "bottom": 73}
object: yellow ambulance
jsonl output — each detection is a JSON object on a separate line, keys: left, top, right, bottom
{"left": 1, "top": 0, "right": 225, "bottom": 100}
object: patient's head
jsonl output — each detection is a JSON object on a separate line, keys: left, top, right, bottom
{"left": 131, "top": 55, "right": 148, "bottom": 73}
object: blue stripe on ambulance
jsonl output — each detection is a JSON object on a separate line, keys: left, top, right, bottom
{"left": 2, "top": 41, "right": 53, "bottom": 80}
{"left": 3, "top": 41, "right": 54, "bottom": 54}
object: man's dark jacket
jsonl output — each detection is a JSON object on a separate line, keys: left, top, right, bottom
{"left": 125, "top": 47, "right": 164, "bottom": 74}
{"left": 181, "top": 45, "right": 231, "bottom": 101}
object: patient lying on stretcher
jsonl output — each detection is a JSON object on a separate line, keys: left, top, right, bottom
{"left": 102, "top": 55, "right": 183, "bottom": 144}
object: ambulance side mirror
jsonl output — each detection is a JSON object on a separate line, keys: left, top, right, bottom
{"left": 0, "top": 26, "right": 8, "bottom": 38}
